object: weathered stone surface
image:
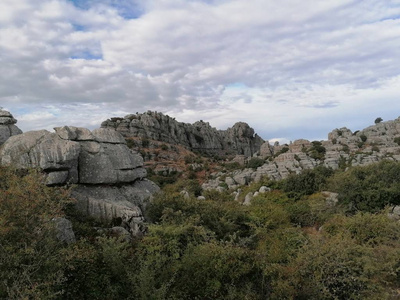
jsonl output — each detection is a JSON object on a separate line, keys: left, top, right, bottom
{"left": 388, "top": 206, "right": 400, "bottom": 221}
{"left": 243, "top": 192, "right": 253, "bottom": 206}
{"left": 92, "top": 128, "right": 127, "bottom": 144}
{"left": 0, "top": 123, "right": 159, "bottom": 235}
{"left": 0, "top": 109, "right": 22, "bottom": 145}
{"left": 54, "top": 126, "right": 95, "bottom": 141}
{"left": 101, "top": 111, "right": 264, "bottom": 157}
{"left": 202, "top": 116, "right": 400, "bottom": 190}
{"left": 0, "top": 130, "right": 80, "bottom": 184}
{"left": 46, "top": 171, "right": 69, "bottom": 186}
{"left": 53, "top": 217, "right": 76, "bottom": 244}
{"left": 260, "top": 142, "right": 273, "bottom": 158}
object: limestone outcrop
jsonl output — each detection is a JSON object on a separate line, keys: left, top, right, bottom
{"left": 0, "top": 126, "right": 159, "bottom": 235}
{"left": 203, "top": 117, "right": 400, "bottom": 191}
{"left": 0, "top": 109, "right": 22, "bottom": 145}
{"left": 101, "top": 111, "right": 264, "bottom": 157}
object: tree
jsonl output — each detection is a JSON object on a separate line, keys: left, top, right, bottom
{"left": 374, "top": 117, "right": 383, "bottom": 124}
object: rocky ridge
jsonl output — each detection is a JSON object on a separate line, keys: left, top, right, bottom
{"left": 0, "top": 116, "right": 159, "bottom": 237}
{"left": 203, "top": 117, "right": 400, "bottom": 191}
{"left": 101, "top": 111, "right": 264, "bottom": 157}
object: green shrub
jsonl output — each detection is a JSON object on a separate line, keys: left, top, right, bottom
{"left": 282, "top": 166, "right": 334, "bottom": 200}
{"left": 247, "top": 157, "right": 265, "bottom": 169}
{"left": 360, "top": 134, "right": 367, "bottom": 142}
{"left": 327, "top": 160, "right": 400, "bottom": 212}
{"left": 0, "top": 167, "right": 71, "bottom": 299}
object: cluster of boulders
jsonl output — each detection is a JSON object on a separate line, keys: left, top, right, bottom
{"left": 0, "top": 113, "right": 159, "bottom": 238}
{"left": 0, "top": 109, "right": 22, "bottom": 145}
{"left": 101, "top": 111, "right": 264, "bottom": 157}
{"left": 203, "top": 117, "right": 400, "bottom": 191}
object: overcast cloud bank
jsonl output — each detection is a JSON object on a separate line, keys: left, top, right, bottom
{"left": 1, "top": 0, "right": 400, "bottom": 143}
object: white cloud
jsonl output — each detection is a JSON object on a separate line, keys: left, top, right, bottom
{"left": 1, "top": 0, "right": 400, "bottom": 142}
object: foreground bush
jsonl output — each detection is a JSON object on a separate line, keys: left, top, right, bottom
{"left": 0, "top": 167, "right": 70, "bottom": 299}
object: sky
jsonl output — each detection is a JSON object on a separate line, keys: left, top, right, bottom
{"left": 1, "top": 0, "right": 400, "bottom": 144}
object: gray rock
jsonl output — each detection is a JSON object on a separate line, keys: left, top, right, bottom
{"left": 46, "top": 171, "right": 69, "bottom": 186}
{"left": 197, "top": 196, "right": 206, "bottom": 200}
{"left": 92, "top": 128, "right": 126, "bottom": 144}
{"left": 0, "top": 124, "right": 160, "bottom": 229}
{"left": 53, "top": 217, "right": 76, "bottom": 244}
{"left": 101, "top": 111, "right": 264, "bottom": 157}
{"left": 180, "top": 190, "right": 190, "bottom": 199}
{"left": 388, "top": 206, "right": 400, "bottom": 221}
{"left": 110, "top": 226, "right": 132, "bottom": 242}
{"left": 243, "top": 192, "right": 253, "bottom": 205}
{"left": 0, "top": 110, "right": 22, "bottom": 145}
{"left": 321, "top": 191, "right": 339, "bottom": 207}
{"left": 54, "top": 126, "right": 95, "bottom": 141}
{"left": 259, "top": 186, "right": 271, "bottom": 193}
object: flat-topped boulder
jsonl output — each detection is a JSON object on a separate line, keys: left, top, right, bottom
{"left": 0, "top": 125, "right": 159, "bottom": 236}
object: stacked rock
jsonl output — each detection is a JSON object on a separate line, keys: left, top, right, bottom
{"left": 0, "top": 109, "right": 22, "bottom": 145}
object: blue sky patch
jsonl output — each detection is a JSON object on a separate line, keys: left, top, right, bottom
{"left": 67, "top": 0, "right": 143, "bottom": 19}
{"left": 70, "top": 51, "right": 103, "bottom": 60}
{"left": 226, "top": 82, "right": 248, "bottom": 89}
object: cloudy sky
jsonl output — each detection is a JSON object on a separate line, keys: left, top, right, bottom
{"left": 1, "top": 0, "right": 400, "bottom": 143}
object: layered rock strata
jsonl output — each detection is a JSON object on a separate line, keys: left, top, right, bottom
{"left": 0, "top": 109, "right": 22, "bottom": 145}
{"left": 101, "top": 111, "right": 264, "bottom": 157}
{"left": 0, "top": 126, "right": 159, "bottom": 235}
{"left": 203, "top": 117, "right": 400, "bottom": 191}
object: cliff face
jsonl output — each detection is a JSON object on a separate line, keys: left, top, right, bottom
{"left": 101, "top": 111, "right": 264, "bottom": 157}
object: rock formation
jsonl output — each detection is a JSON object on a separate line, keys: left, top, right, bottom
{"left": 203, "top": 117, "right": 400, "bottom": 191}
{"left": 0, "top": 109, "right": 22, "bottom": 145}
{"left": 0, "top": 126, "right": 159, "bottom": 236}
{"left": 101, "top": 111, "right": 264, "bottom": 157}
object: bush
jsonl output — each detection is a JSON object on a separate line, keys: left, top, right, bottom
{"left": 247, "top": 157, "right": 265, "bottom": 169}
{"left": 282, "top": 166, "right": 334, "bottom": 200}
{"left": 308, "top": 141, "right": 326, "bottom": 160}
{"left": 374, "top": 117, "right": 383, "bottom": 124}
{"left": 360, "top": 134, "right": 367, "bottom": 142}
{"left": 0, "top": 167, "right": 71, "bottom": 299}
{"left": 327, "top": 160, "right": 400, "bottom": 212}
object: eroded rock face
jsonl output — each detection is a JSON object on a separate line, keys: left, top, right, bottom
{"left": 0, "top": 109, "right": 22, "bottom": 145}
{"left": 0, "top": 126, "right": 160, "bottom": 235}
{"left": 101, "top": 111, "right": 264, "bottom": 157}
{"left": 203, "top": 117, "right": 400, "bottom": 192}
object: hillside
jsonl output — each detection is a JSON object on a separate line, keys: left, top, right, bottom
{"left": 2, "top": 109, "right": 400, "bottom": 299}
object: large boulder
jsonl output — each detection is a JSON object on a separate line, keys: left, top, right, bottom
{"left": 0, "top": 126, "right": 160, "bottom": 235}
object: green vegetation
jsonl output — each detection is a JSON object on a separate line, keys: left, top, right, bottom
{"left": 375, "top": 117, "right": 383, "bottom": 124}
{"left": 2, "top": 161, "right": 400, "bottom": 299}
{"left": 307, "top": 141, "right": 326, "bottom": 160}
{"left": 247, "top": 157, "right": 265, "bottom": 169}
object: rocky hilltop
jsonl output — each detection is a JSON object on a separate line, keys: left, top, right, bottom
{"left": 0, "top": 111, "right": 159, "bottom": 237}
{"left": 101, "top": 111, "right": 264, "bottom": 157}
{"left": 203, "top": 117, "right": 400, "bottom": 191}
